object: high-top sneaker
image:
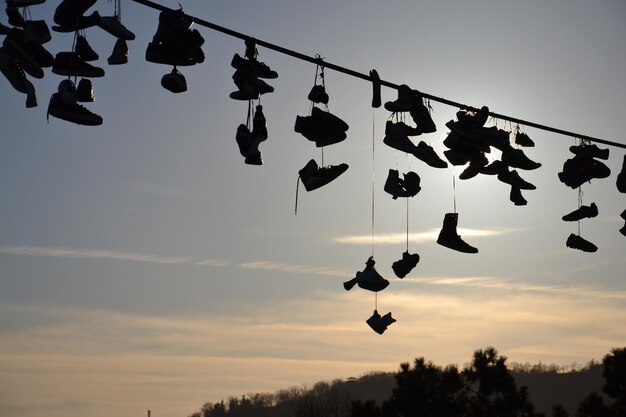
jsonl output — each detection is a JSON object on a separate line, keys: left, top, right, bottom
{"left": 76, "top": 78, "right": 95, "bottom": 102}
{"left": 409, "top": 95, "right": 436, "bottom": 133}
{"left": 298, "top": 159, "right": 348, "bottom": 192}
{"left": 385, "top": 84, "right": 417, "bottom": 112}
{"left": 52, "top": 51, "right": 104, "bottom": 77}
{"left": 47, "top": 92, "right": 103, "bottom": 126}
{"left": 107, "top": 38, "right": 129, "bottom": 65}
{"left": 75, "top": 35, "right": 99, "bottom": 61}
{"left": 437, "top": 212, "right": 478, "bottom": 254}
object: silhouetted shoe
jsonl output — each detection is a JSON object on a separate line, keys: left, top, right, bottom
{"left": 23, "top": 37, "right": 53, "bottom": 68}
{"left": 53, "top": 0, "right": 98, "bottom": 27}
{"left": 510, "top": 186, "right": 527, "bottom": 206}
{"left": 558, "top": 155, "right": 611, "bottom": 189}
{"left": 0, "top": 21, "right": 10, "bottom": 35}
{"left": 52, "top": 52, "right": 104, "bottom": 77}
{"left": 24, "top": 20, "right": 51, "bottom": 45}
{"left": 235, "top": 124, "right": 262, "bottom": 165}
{"left": 76, "top": 78, "right": 94, "bottom": 102}
{"left": 370, "top": 69, "right": 381, "bottom": 108}
{"left": 459, "top": 154, "right": 488, "bottom": 180}
{"left": 0, "top": 46, "right": 29, "bottom": 93}
{"left": 75, "top": 35, "right": 98, "bottom": 61}
{"left": 3, "top": 30, "right": 44, "bottom": 78}
{"left": 108, "top": 38, "right": 128, "bottom": 65}
{"left": 366, "top": 310, "right": 396, "bottom": 335}
{"left": 562, "top": 203, "right": 598, "bottom": 222}
{"left": 514, "top": 131, "right": 534, "bottom": 147}
{"left": 231, "top": 70, "right": 274, "bottom": 100}
{"left": 411, "top": 141, "right": 446, "bottom": 168}
{"left": 384, "top": 169, "right": 406, "bottom": 199}
{"left": 161, "top": 68, "right": 187, "bottom": 93}
{"left": 620, "top": 209, "right": 626, "bottom": 236}
{"left": 502, "top": 148, "right": 541, "bottom": 170}
{"left": 616, "top": 155, "right": 626, "bottom": 193}
{"left": 392, "top": 251, "right": 420, "bottom": 278}
{"left": 230, "top": 53, "right": 278, "bottom": 79}
{"left": 497, "top": 169, "right": 536, "bottom": 190}
{"left": 403, "top": 171, "right": 421, "bottom": 197}
{"left": 7, "top": 0, "right": 46, "bottom": 7}
{"left": 47, "top": 92, "right": 102, "bottom": 126}
{"left": 566, "top": 233, "right": 597, "bottom": 253}
{"left": 344, "top": 256, "right": 389, "bottom": 292}
{"left": 409, "top": 96, "right": 436, "bottom": 133}
{"left": 456, "top": 106, "right": 489, "bottom": 129}
{"left": 443, "top": 148, "right": 469, "bottom": 166}
{"left": 145, "top": 42, "right": 195, "bottom": 66}
{"left": 58, "top": 78, "right": 77, "bottom": 103}
{"left": 6, "top": 6, "right": 26, "bottom": 28}
{"left": 308, "top": 84, "right": 329, "bottom": 104}
{"left": 383, "top": 121, "right": 418, "bottom": 154}
{"left": 299, "top": 159, "right": 348, "bottom": 191}
{"left": 252, "top": 105, "right": 267, "bottom": 142}
{"left": 437, "top": 212, "right": 478, "bottom": 254}
{"left": 98, "top": 15, "right": 135, "bottom": 40}
{"left": 385, "top": 84, "right": 417, "bottom": 112}
{"left": 569, "top": 143, "right": 609, "bottom": 160}
{"left": 24, "top": 79, "right": 36, "bottom": 107}
{"left": 481, "top": 160, "right": 508, "bottom": 175}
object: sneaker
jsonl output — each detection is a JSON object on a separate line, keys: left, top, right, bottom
{"left": 299, "top": 159, "right": 348, "bottom": 191}
{"left": 252, "top": 105, "right": 268, "bottom": 142}
{"left": 307, "top": 84, "right": 329, "bottom": 104}
{"left": 510, "top": 186, "right": 527, "bottom": 206}
{"left": 98, "top": 15, "right": 135, "bottom": 41}
{"left": 558, "top": 156, "right": 611, "bottom": 189}
{"left": 481, "top": 160, "right": 508, "bottom": 175}
{"left": 231, "top": 53, "right": 278, "bottom": 79}
{"left": 24, "top": 20, "right": 51, "bottom": 45}
{"left": 385, "top": 84, "right": 417, "bottom": 112}
{"left": 392, "top": 251, "right": 420, "bottom": 278}
{"left": 409, "top": 96, "right": 437, "bottom": 133}
{"left": 384, "top": 169, "right": 407, "bottom": 199}
{"left": 0, "top": 46, "right": 28, "bottom": 93}
{"left": 107, "top": 38, "right": 129, "bottom": 65}
{"left": 58, "top": 78, "right": 77, "bottom": 103}
{"left": 413, "top": 141, "right": 448, "bottom": 169}
{"left": 566, "top": 234, "right": 597, "bottom": 253}
{"left": 501, "top": 148, "right": 541, "bottom": 170}
{"left": 569, "top": 143, "right": 609, "bottom": 160}
{"left": 52, "top": 11, "right": 101, "bottom": 33}
{"left": 514, "top": 131, "right": 534, "bottom": 147}
{"left": 23, "top": 38, "right": 53, "bottom": 68}
{"left": 53, "top": 0, "right": 98, "bottom": 28}
{"left": 616, "top": 155, "right": 625, "bottom": 193}
{"left": 497, "top": 169, "right": 536, "bottom": 190}
{"left": 75, "top": 35, "right": 99, "bottom": 61}
{"left": 383, "top": 121, "right": 418, "bottom": 154}
{"left": 161, "top": 68, "right": 187, "bottom": 93}
{"left": 76, "top": 78, "right": 95, "bottom": 102}
{"left": 403, "top": 171, "right": 421, "bottom": 197}
{"left": 443, "top": 149, "right": 470, "bottom": 166}
{"left": 235, "top": 124, "right": 262, "bottom": 165}
{"left": 343, "top": 256, "right": 389, "bottom": 292}
{"left": 437, "top": 212, "right": 478, "bottom": 254}
{"left": 47, "top": 92, "right": 103, "bottom": 126}
{"left": 3, "top": 30, "right": 44, "bottom": 78}
{"left": 459, "top": 158, "right": 486, "bottom": 180}
{"left": 562, "top": 203, "right": 598, "bottom": 222}
{"left": 145, "top": 42, "right": 196, "bottom": 66}
{"left": 52, "top": 51, "right": 105, "bottom": 77}
{"left": 6, "top": 6, "right": 26, "bottom": 28}
{"left": 366, "top": 310, "right": 395, "bottom": 335}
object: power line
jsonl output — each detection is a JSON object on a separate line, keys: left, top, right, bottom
{"left": 130, "top": 0, "right": 626, "bottom": 151}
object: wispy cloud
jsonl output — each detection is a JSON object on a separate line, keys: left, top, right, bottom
{"left": 332, "top": 228, "right": 514, "bottom": 245}
{"left": 239, "top": 261, "right": 353, "bottom": 277}
{"left": 0, "top": 245, "right": 192, "bottom": 265}
{"left": 196, "top": 259, "right": 229, "bottom": 267}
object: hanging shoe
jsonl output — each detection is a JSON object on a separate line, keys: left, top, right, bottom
{"left": 459, "top": 153, "right": 488, "bottom": 180}
{"left": 145, "top": 42, "right": 196, "bottom": 66}
{"left": 383, "top": 169, "right": 407, "bottom": 199}
{"left": 569, "top": 143, "right": 609, "bottom": 160}
{"left": 6, "top": 6, "right": 26, "bottom": 28}
{"left": 510, "top": 186, "right": 527, "bottom": 206}
{"left": 385, "top": 84, "right": 417, "bottom": 112}
{"left": 481, "top": 160, "right": 508, "bottom": 175}
{"left": 566, "top": 234, "right": 597, "bottom": 253}
{"left": 616, "top": 155, "right": 626, "bottom": 193}
{"left": 298, "top": 159, "right": 348, "bottom": 192}
{"left": 392, "top": 251, "right": 420, "bottom": 278}
{"left": 52, "top": 51, "right": 105, "bottom": 77}
{"left": 409, "top": 95, "right": 437, "bottom": 133}
{"left": 230, "top": 53, "right": 278, "bottom": 79}
{"left": 558, "top": 155, "right": 611, "bottom": 189}
{"left": 53, "top": 0, "right": 98, "bottom": 28}
{"left": 366, "top": 310, "right": 395, "bottom": 335}
{"left": 252, "top": 105, "right": 268, "bottom": 142}
{"left": 344, "top": 256, "right": 389, "bottom": 292}
{"left": 75, "top": 35, "right": 99, "bottom": 61}
{"left": 383, "top": 121, "right": 418, "bottom": 154}
{"left": 514, "top": 131, "right": 535, "bottom": 147}
{"left": 370, "top": 69, "right": 381, "bottom": 108}
{"left": 160, "top": 68, "right": 187, "bottom": 93}
{"left": 24, "top": 20, "right": 51, "bottom": 45}
{"left": 437, "top": 212, "right": 478, "bottom": 254}
{"left": 413, "top": 141, "right": 448, "bottom": 169}
{"left": 76, "top": 78, "right": 95, "bottom": 102}
{"left": 562, "top": 203, "right": 598, "bottom": 222}
{"left": 3, "top": 29, "right": 44, "bottom": 79}
{"left": 235, "top": 124, "right": 262, "bottom": 165}
{"left": 107, "top": 38, "right": 129, "bottom": 65}
{"left": 307, "top": 84, "right": 329, "bottom": 104}
{"left": 502, "top": 148, "right": 541, "bottom": 170}
{"left": 443, "top": 148, "right": 470, "bottom": 166}
{"left": 402, "top": 171, "right": 421, "bottom": 197}
{"left": 0, "top": 46, "right": 29, "bottom": 94}
{"left": 98, "top": 15, "right": 135, "bottom": 40}
{"left": 497, "top": 169, "right": 536, "bottom": 190}
{"left": 47, "top": 92, "right": 103, "bottom": 126}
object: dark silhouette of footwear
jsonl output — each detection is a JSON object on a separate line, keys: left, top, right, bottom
{"left": 385, "top": 84, "right": 417, "bottom": 112}
{"left": 47, "top": 92, "right": 103, "bottom": 126}
{"left": 413, "top": 141, "right": 447, "bottom": 168}
{"left": 0, "top": 46, "right": 30, "bottom": 96}
{"left": 403, "top": 171, "right": 421, "bottom": 197}
{"left": 444, "top": 148, "right": 469, "bottom": 166}
{"left": 145, "top": 42, "right": 196, "bottom": 66}
{"left": 230, "top": 69, "right": 274, "bottom": 100}
{"left": 566, "top": 234, "right": 597, "bottom": 253}
{"left": 502, "top": 148, "right": 541, "bottom": 170}
{"left": 384, "top": 169, "right": 406, "bottom": 199}
{"left": 76, "top": 78, "right": 94, "bottom": 102}
{"left": 459, "top": 153, "right": 488, "bottom": 180}
{"left": 366, "top": 310, "right": 396, "bottom": 335}
{"left": 617, "top": 155, "right": 626, "bottom": 193}
{"left": 6, "top": 6, "right": 26, "bottom": 28}
{"left": 107, "top": 38, "right": 128, "bottom": 65}
{"left": 3, "top": 29, "right": 43, "bottom": 78}
{"left": 299, "top": 159, "right": 348, "bottom": 191}
{"left": 558, "top": 154, "right": 611, "bottom": 189}
{"left": 307, "top": 84, "right": 329, "bottom": 104}
{"left": 230, "top": 53, "right": 278, "bottom": 79}
{"left": 53, "top": 0, "right": 97, "bottom": 27}
{"left": 383, "top": 121, "right": 419, "bottom": 154}
{"left": 510, "top": 186, "right": 527, "bottom": 206}
{"left": 252, "top": 105, "right": 268, "bottom": 142}
{"left": 294, "top": 107, "right": 348, "bottom": 147}
{"left": 515, "top": 131, "right": 535, "bottom": 147}
{"left": 456, "top": 106, "right": 489, "bottom": 129}
{"left": 569, "top": 143, "right": 609, "bottom": 160}
{"left": 235, "top": 124, "right": 262, "bottom": 165}
{"left": 497, "top": 169, "right": 536, "bottom": 190}
{"left": 22, "top": 34, "right": 53, "bottom": 68}
{"left": 343, "top": 256, "right": 389, "bottom": 292}
{"left": 620, "top": 209, "right": 626, "bottom": 236}
{"left": 24, "top": 20, "right": 51, "bottom": 45}
{"left": 392, "top": 251, "right": 420, "bottom": 278}
{"left": 98, "top": 15, "right": 135, "bottom": 41}
{"left": 74, "top": 35, "right": 98, "bottom": 61}
{"left": 409, "top": 95, "right": 436, "bottom": 133}
{"left": 0, "top": 21, "right": 10, "bottom": 35}
{"left": 481, "top": 160, "right": 508, "bottom": 175}
{"left": 161, "top": 68, "right": 187, "bottom": 93}
{"left": 370, "top": 69, "right": 381, "bottom": 108}
{"left": 562, "top": 203, "right": 598, "bottom": 222}
{"left": 437, "top": 212, "right": 478, "bottom": 254}
{"left": 52, "top": 52, "right": 104, "bottom": 77}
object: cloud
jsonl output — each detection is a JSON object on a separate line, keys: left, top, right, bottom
{"left": 332, "top": 228, "right": 514, "bottom": 245}
{"left": 239, "top": 260, "right": 353, "bottom": 277}
{"left": 196, "top": 259, "right": 229, "bottom": 267}
{"left": 0, "top": 245, "right": 192, "bottom": 265}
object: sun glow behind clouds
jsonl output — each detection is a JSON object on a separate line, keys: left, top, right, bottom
{"left": 332, "top": 228, "right": 516, "bottom": 245}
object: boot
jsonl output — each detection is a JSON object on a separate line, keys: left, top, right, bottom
{"left": 437, "top": 212, "right": 478, "bottom": 254}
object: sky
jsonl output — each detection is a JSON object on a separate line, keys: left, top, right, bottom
{"left": 1, "top": 1, "right": 625, "bottom": 417}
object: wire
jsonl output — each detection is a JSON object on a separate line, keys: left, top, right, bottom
{"left": 130, "top": 0, "right": 626, "bottom": 150}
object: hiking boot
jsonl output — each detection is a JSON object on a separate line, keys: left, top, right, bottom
{"left": 502, "top": 148, "right": 541, "bottom": 170}
{"left": 75, "top": 35, "right": 99, "bottom": 61}
{"left": 566, "top": 234, "right": 597, "bottom": 253}
{"left": 514, "top": 131, "right": 534, "bottom": 147}
{"left": 569, "top": 143, "right": 609, "bottom": 160}
{"left": 298, "top": 159, "right": 348, "bottom": 191}
{"left": 344, "top": 256, "right": 389, "bottom": 292}
{"left": 497, "top": 169, "right": 536, "bottom": 190}
{"left": 384, "top": 169, "right": 408, "bottom": 199}
{"left": 47, "top": 92, "right": 103, "bottom": 126}
{"left": 409, "top": 96, "right": 437, "bottom": 133}
{"left": 107, "top": 38, "right": 128, "bottom": 65}
{"left": 385, "top": 84, "right": 417, "bottom": 112}
{"left": 98, "top": 15, "right": 135, "bottom": 40}
{"left": 413, "top": 141, "right": 448, "bottom": 168}
{"left": 510, "top": 186, "right": 527, "bottom": 206}
{"left": 307, "top": 84, "right": 329, "bottom": 104}
{"left": 76, "top": 78, "right": 94, "bottom": 102}
{"left": 52, "top": 51, "right": 104, "bottom": 77}
{"left": 392, "top": 251, "right": 420, "bottom": 278}
{"left": 437, "top": 212, "right": 478, "bottom": 254}
{"left": 616, "top": 155, "right": 626, "bottom": 193}
{"left": 252, "top": 105, "right": 268, "bottom": 142}
{"left": 562, "top": 203, "right": 598, "bottom": 222}
{"left": 161, "top": 68, "right": 187, "bottom": 93}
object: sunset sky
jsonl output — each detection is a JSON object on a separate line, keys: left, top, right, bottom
{"left": 1, "top": 1, "right": 625, "bottom": 417}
